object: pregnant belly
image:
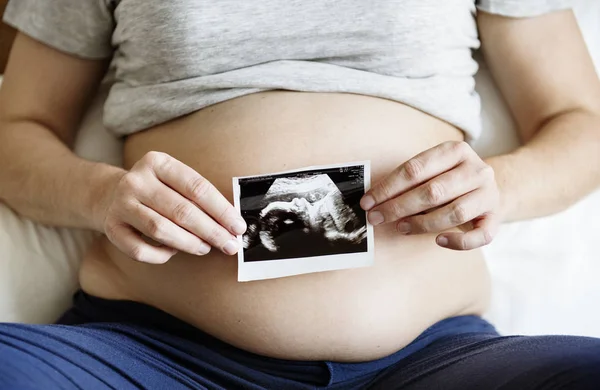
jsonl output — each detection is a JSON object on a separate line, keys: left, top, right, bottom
{"left": 80, "top": 92, "right": 491, "bottom": 362}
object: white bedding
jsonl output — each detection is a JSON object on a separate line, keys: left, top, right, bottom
{"left": 1, "top": 1, "right": 599, "bottom": 335}
{"left": 472, "top": 1, "right": 600, "bottom": 336}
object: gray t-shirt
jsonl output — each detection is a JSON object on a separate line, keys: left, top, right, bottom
{"left": 4, "top": 0, "right": 571, "bottom": 140}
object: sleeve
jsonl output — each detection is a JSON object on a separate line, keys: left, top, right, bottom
{"left": 3, "top": 0, "right": 115, "bottom": 59}
{"left": 476, "top": 0, "right": 573, "bottom": 18}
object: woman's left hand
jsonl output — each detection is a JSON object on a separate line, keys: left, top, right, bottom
{"left": 360, "top": 141, "right": 501, "bottom": 250}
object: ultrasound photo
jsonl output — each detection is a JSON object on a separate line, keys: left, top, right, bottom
{"left": 232, "top": 162, "right": 374, "bottom": 282}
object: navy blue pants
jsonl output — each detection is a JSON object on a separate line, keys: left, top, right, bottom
{"left": 1, "top": 292, "right": 599, "bottom": 389}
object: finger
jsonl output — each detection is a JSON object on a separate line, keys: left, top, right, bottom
{"left": 361, "top": 141, "right": 472, "bottom": 210}
{"left": 397, "top": 187, "right": 491, "bottom": 234}
{"left": 105, "top": 222, "right": 178, "bottom": 264}
{"left": 123, "top": 201, "right": 216, "bottom": 256}
{"left": 144, "top": 152, "right": 246, "bottom": 235}
{"left": 368, "top": 162, "right": 482, "bottom": 225}
{"left": 436, "top": 213, "right": 499, "bottom": 251}
{"left": 138, "top": 182, "right": 241, "bottom": 255}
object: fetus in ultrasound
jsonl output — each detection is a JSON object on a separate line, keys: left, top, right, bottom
{"left": 243, "top": 174, "right": 367, "bottom": 256}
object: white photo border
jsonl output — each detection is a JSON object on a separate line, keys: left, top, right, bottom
{"left": 232, "top": 160, "right": 374, "bottom": 282}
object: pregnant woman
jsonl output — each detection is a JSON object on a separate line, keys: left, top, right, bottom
{"left": 1, "top": 1, "right": 599, "bottom": 389}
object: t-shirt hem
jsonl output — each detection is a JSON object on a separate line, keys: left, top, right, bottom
{"left": 476, "top": 0, "right": 572, "bottom": 18}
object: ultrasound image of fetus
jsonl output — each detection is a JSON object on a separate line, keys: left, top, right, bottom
{"left": 242, "top": 174, "right": 367, "bottom": 260}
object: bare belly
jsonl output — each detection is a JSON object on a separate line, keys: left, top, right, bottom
{"left": 80, "top": 92, "right": 491, "bottom": 362}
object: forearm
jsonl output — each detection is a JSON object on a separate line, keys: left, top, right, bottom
{"left": 0, "top": 119, "right": 124, "bottom": 231}
{"left": 486, "top": 109, "right": 600, "bottom": 222}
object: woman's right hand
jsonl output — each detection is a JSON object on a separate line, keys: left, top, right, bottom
{"left": 93, "top": 151, "right": 247, "bottom": 264}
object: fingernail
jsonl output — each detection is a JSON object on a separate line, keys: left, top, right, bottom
{"left": 198, "top": 243, "right": 211, "bottom": 255}
{"left": 397, "top": 222, "right": 411, "bottom": 234}
{"left": 361, "top": 195, "right": 376, "bottom": 210}
{"left": 437, "top": 236, "right": 449, "bottom": 247}
{"left": 368, "top": 211, "right": 384, "bottom": 226}
{"left": 223, "top": 239, "right": 240, "bottom": 255}
{"left": 231, "top": 219, "right": 247, "bottom": 235}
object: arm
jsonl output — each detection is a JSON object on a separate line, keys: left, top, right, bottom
{"left": 360, "top": 9, "right": 600, "bottom": 251}
{"left": 0, "top": 33, "right": 123, "bottom": 230}
{"left": 478, "top": 9, "right": 600, "bottom": 221}
{"left": 0, "top": 33, "right": 245, "bottom": 263}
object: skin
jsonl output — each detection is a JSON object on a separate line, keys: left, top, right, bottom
{"left": 361, "top": 140, "right": 499, "bottom": 250}
{"left": 0, "top": 12, "right": 598, "bottom": 267}
{"left": 361, "top": 10, "right": 600, "bottom": 251}
{"left": 100, "top": 151, "right": 246, "bottom": 263}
